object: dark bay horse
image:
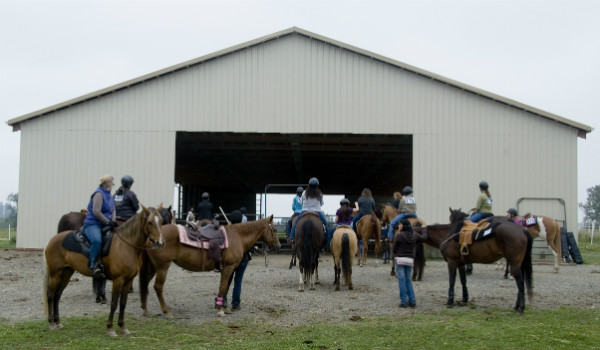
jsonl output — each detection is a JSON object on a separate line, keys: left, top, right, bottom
{"left": 330, "top": 226, "right": 358, "bottom": 291}
{"left": 441, "top": 209, "right": 533, "bottom": 314}
{"left": 45, "top": 205, "right": 165, "bottom": 336}
{"left": 57, "top": 210, "right": 86, "bottom": 233}
{"left": 355, "top": 214, "right": 381, "bottom": 267}
{"left": 139, "top": 216, "right": 280, "bottom": 317}
{"left": 295, "top": 213, "right": 324, "bottom": 291}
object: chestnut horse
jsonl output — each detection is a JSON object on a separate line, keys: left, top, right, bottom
{"left": 139, "top": 216, "right": 280, "bottom": 317}
{"left": 512, "top": 215, "right": 562, "bottom": 273}
{"left": 381, "top": 204, "right": 426, "bottom": 278}
{"left": 44, "top": 205, "right": 165, "bottom": 336}
{"left": 294, "top": 213, "right": 324, "bottom": 291}
{"left": 330, "top": 226, "right": 358, "bottom": 291}
{"left": 442, "top": 209, "right": 533, "bottom": 314}
{"left": 355, "top": 214, "right": 381, "bottom": 267}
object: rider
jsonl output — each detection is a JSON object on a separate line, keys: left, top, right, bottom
{"left": 83, "top": 175, "right": 118, "bottom": 278}
{"left": 240, "top": 207, "right": 248, "bottom": 222}
{"left": 387, "top": 186, "right": 417, "bottom": 239}
{"left": 351, "top": 188, "right": 375, "bottom": 232}
{"left": 326, "top": 198, "right": 355, "bottom": 249}
{"left": 113, "top": 175, "right": 139, "bottom": 220}
{"left": 392, "top": 191, "right": 402, "bottom": 210}
{"left": 469, "top": 181, "right": 493, "bottom": 222}
{"left": 286, "top": 186, "right": 304, "bottom": 239}
{"left": 289, "top": 178, "right": 329, "bottom": 242}
{"left": 186, "top": 207, "right": 196, "bottom": 224}
{"left": 196, "top": 192, "right": 214, "bottom": 224}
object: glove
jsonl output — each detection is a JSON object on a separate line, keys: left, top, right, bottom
{"left": 109, "top": 220, "right": 119, "bottom": 229}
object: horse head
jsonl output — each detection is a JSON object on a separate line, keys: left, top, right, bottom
{"left": 448, "top": 207, "right": 467, "bottom": 224}
{"left": 141, "top": 204, "right": 165, "bottom": 249}
{"left": 262, "top": 215, "right": 281, "bottom": 251}
{"left": 159, "top": 205, "right": 174, "bottom": 225}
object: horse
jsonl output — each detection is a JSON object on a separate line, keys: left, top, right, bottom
{"left": 139, "top": 215, "right": 280, "bottom": 317}
{"left": 441, "top": 208, "right": 533, "bottom": 314}
{"left": 44, "top": 204, "right": 165, "bottom": 336}
{"left": 512, "top": 214, "right": 562, "bottom": 273}
{"left": 381, "top": 204, "right": 426, "bottom": 278}
{"left": 294, "top": 213, "right": 324, "bottom": 291}
{"left": 57, "top": 210, "right": 86, "bottom": 233}
{"left": 288, "top": 215, "right": 298, "bottom": 269}
{"left": 354, "top": 214, "right": 381, "bottom": 267}
{"left": 330, "top": 226, "right": 358, "bottom": 291}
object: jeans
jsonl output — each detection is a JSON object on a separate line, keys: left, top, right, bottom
{"left": 289, "top": 210, "right": 329, "bottom": 240}
{"left": 388, "top": 213, "right": 417, "bottom": 238}
{"left": 470, "top": 212, "right": 484, "bottom": 222}
{"left": 83, "top": 224, "right": 102, "bottom": 268}
{"left": 224, "top": 258, "right": 249, "bottom": 308}
{"left": 286, "top": 212, "right": 300, "bottom": 237}
{"left": 395, "top": 262, "right": 415, "bottom": 305}
{"left": 351, "top": 212, "right": 365, "bottom": 231}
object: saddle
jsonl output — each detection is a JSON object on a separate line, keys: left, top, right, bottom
{"left": 61, "top": 226, "right": 114, "bottom": 259}
{"left": 511, "top": 215, "right": 537, "bottom": 227}
{"left": 181, "top": 221, "right": 227, "bottom": 268}
{"left": 457, "top": 218, "right": 497, "bottom": 255}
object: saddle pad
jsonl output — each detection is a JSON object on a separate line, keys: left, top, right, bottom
{"left": 525, "top": 216, "right": 537, "bottom": 226}
{"left": 177, "top": 224, "right": 228, "bottom": 249}
{"left": 61, "top": 230, "right": 113, "bottom": 258}
{"left": 456, "top": 222, "right": 501, "bottom": 243}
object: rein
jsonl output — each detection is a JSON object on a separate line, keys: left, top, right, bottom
{"left": 114, "top": 230, "right": 154, "bottom": 251}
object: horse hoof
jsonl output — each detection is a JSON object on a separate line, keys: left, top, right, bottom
{"left": 56, "top": 323, "right": 64, "bottom": 329}
{"left": 315, "top": 280, "right": 320, "bottom": 285}
{"left": 298, "top": 288, "right": 304, "bottom": 292}
{"left": 310, "top": 285, "right": 315, "bottom": 290}
{"left": 107, "top": 329, "right": 118, "bottom": 338}
{"left": 48, "top": 323, "right": 59, "bottom": 331}
{"left": 165, "top": 312, "right": 173, "bottom": 319}
{"left": 121, "top": 328, "right": 131, "bottom": 335}
{"left": 217, "top": 310, "right": 225, "bottom": 317}
{"left": 335, "top": 286, "right": 340, "bottom": 291}
{"left": 349, "top": 285, "right": 353, "bottom": 290}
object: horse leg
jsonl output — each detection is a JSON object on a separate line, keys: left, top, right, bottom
{"left": 49, "top": 268, "right": 73, "bottom": 330}
{"left": 457, "top": 265, "right": 469, "bottom": 305}
{"left": 139, "top": 256, "right": 157, "bottom": 317}
{"left": 334, "top": 263, "right": 340, "bottom": 291}
{"left": 390, "top": 242, "right": 396, "bottom": 276}
{"left": 216, "top": 267, "right": 235, "bottom": 317}
{"left": 153, "top": 264, "right": 173, "bottom": 318}
{"left": 315, "top": 259, "right": 320, "bottom": 285}
{"left": 309, "top": 267, "right": 316, "bottom": 290}
{"left": 446, "top": 263, "right": 457, "bottom": 306}
{"left": 107, "top": 280, "right": 123, "bottom": 337}
{"left": 118, "top": 278, "right": 134, "bottom": 335}
{"left": 298, "top": 267, "right": 305, "bottom": 292}
{"left": 510, "top": 263, "right": 526, "bottom": 314}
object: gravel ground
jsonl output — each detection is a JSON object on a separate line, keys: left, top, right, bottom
{"left": 1, "top": 249, "right": 599, "bottom": 326}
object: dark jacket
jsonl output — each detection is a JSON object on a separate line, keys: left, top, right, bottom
{"left": 196, "top": 201, "right": 214, "bottom": 221}
{"left": 393, "top": 227, "right": 427, "bottom": 258}
{"left": 357, "top": 196, "right": 375, "bottom": 215}
{"left": 114, "top": 187, "right": 140, "bottom": 220}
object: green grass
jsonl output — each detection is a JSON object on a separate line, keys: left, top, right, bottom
{"left": 2, "top": 307, "right": 599, "bottom": 350}
{"left": 578, "top": 242, "right": 600, "bottom": 265}
{"left": 0, "top": 228, "right": 16, "bottom": 249}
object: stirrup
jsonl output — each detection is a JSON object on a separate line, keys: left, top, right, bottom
{"left": 460, "top": 245, "right": 469, "bottom": 255}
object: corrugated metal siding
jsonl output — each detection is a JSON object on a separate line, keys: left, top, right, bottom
{"left": 16, "top": 33, "right": 579, "bottom": 247}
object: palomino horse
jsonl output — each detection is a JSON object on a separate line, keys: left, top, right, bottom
{"left": 139, "top": 216, "right": 280, "bottom": 317}
{"left": 381, "top": 204, "right": 426, "bottom": 278}
{"left": 330, "top": 226, "right": 358, "bottom": 291}
{"left": 355, "top": 214, "right": 381, "bottom": 267}
{"left": 512, "top": 215, "right": 562, "bottom": 273}
{"left": 294, "top": 213, "right": 324, "bottom": 291}
{"left": 44, "top": 205, "right": 165, "bottom": 336}
{"left": 441, "top": 209, "right": 534, "bottom": 314}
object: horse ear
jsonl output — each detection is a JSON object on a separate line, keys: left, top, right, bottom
{"left": 141, "top": 204, "right": 149, "bottom": 214}
{"left": 168, "top": 205, "right": 172, "bottom": 211}
{"left": 449, "top": 207, "right": 452, "bottom": 213}
{"left": 268, "top": 215, "right": 274, "bottom": 222}
{"left": 157, "top": 203, "right": 163, "bottom": 212}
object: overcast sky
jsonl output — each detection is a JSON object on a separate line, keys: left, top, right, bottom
{"left": 1, "top": 0, "right": 598, "bottom": 220}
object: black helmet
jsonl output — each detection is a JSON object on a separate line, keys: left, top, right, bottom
{"left": 296, "top": 186, "right": 304, "bottom": 194}
{"left": 240, "top": 207, "right": 247, "bottom": 214}
{"left": 507, "top": 208, "right": 518, "bottom": 217}
{"left": 121, "top": 175, "right": 134, "bottom": 188}
{"left": 308, "top": 177, "right": 319, "bottom": 187}
{"left": 202, "top": 192, "right": 209, "bottom": 200}
{"left": 340, "top": 198, "right": 350, "bottom": 206}
{"left": 479, "top": 181, "right": 489, "bottom": 190}
{"left": 402, "top": 186, "right": 413, "bottom": 195}
{"left": 230, "top": 210, "right": 243, "bottom": 224}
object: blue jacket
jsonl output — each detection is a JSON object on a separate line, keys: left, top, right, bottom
{"left": 84, "top": 187, "right": 114, "bottom": 226}
{"left": 292, "top": 196, "right": 302, "bottom": 213}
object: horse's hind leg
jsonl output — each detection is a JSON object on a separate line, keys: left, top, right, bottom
{"left": 51, "top": 268, "right": 74, "bottom": 329}
{"left": 118, "top": 278, "right": 134, "bottom": 335}
{"left": 153, "top": 264, "right": 173, "bottom": 318}
{"left": 457, "top": 265, "right": 469, "bottom": 305}
{"left": 510, "top": 264, "right": 526, "bottom": 314}
{"left": 315, "top": 260, "right": 320, "bottom": 285}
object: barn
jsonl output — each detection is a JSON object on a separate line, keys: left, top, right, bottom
{"left": 7, "top": 27, "right": 591, "bottom": 249}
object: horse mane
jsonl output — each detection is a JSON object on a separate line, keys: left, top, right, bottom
{"left": 229, "top": 217, "right": 267, "bottom": 237}
{"left": 115, "top": 208, "right": 148, "bottom": 239}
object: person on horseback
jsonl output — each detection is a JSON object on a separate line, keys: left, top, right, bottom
{"left": 240, "top": 207, "right": 248, "bottom": 222}
{"left": 392, "top": 191, "right": 402, "bottom": 210}
{"left": 387, "top": 186, "right": 417, "bottom": 239}
{"left": 83, "top": 175, "right": 118, "bottom": 278}
{"left": 351, "top": 188, "right": 375, "bottom": 232}
{"left": 469, "top": 181, "right": 493, "bottom": 222}
{"left": 196, "top": 192, "right": 214, "bottom": 224}
{"left": 186, "top": 207, "right": 196, "bottom": 224}
{"left": 286, "top": 186, "right": 304, "bottom": 240}
{"left": 326, "top": 198, "right": 355, "bottom": 249}
{"left": 507, "top": 208, "right": 518, "bottom": 219}
{"left": 289, "top": 178, "right": 329, "bottom": 242}
{"left": 114, "top": 175, "right": 139, "bottom": 220}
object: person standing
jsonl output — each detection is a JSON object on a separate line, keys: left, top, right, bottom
{"left": 470, "top": 181, "right": 493, "bottom": 222}
{"left": 393, "top": 219, "right": 427, "bottom": 308}
{"left": 83, "top": 175, "right": 117, "bottom": 278}
{"left": 113, "top": 175, "right": 139, "bottom": 220}
{"left": 224, "top": 210, "right": 251, "bottom": 313}
{"left": 196, "top": 192, "right": 214, "bottom": 224}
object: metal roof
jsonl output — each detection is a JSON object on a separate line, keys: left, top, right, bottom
{"left": 6, "top": 26, "right": 592, "bottom": 137}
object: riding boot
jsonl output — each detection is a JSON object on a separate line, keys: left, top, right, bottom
{"left": 90, "top": 258, "right": 105, "bottom": 279}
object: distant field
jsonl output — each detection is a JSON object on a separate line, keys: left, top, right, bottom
{"left": 0, "top": 228, "right": 16, "bottom": 249}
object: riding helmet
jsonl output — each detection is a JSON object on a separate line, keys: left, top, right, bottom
{"left": 121, "top": 175, "right": 134, "bottom": 188}
{"left": 507, "top": 208, "right": 518, "bottom": 217}
{"left": 296, "top": 186, "right": 304, "bottom": 194}
{"left": 340, "top": 198, "right": 350, "bottom": 206}
{"left": 479, "top": 181, "right": 489, "bottom": 190}
{"left": 308, "top": 177, "right": 319, "bottom": 187}
{"left": 240, "top": 207, "right": 247, "bottom": 214}
{"left": 202, "top": 192, "right": 210, "bottom": 200}
{"left": 402, "top": 186, "right": 413, "bottom": 195}
{"left": 229, "top": 210, "right": 243, "bottom": 224}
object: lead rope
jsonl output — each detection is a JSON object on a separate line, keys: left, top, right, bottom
{"left": 114, "top": 230, "right": 151, "bottom": 251}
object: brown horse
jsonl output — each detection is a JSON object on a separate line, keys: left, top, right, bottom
{"left": 355, "top": 214, "right": 381, "bottom": 267}
{"left": 381, "top": 204, "right": 426, "bottom": 278}
{"left": 442, "top": 208, "right": 533, "bottom": 314}
{"left": 294, "top": 213, "right": 324, "bottom": 291}
{"left": 57, "top": 210, "right": 86, "bottom": 233}
{"left": 44, "top": 205, "right": 165, "bottom": 336}
{"left": 330, "top": 226, "right": 358, "bottom": 291}
{"left": 139, "top": 216, "right": 280, "bottom": 317}
{"left": 512, "top": 215, "right": 562, "bottom": 273}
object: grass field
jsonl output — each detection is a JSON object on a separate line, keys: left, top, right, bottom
{"left": 1, "top": 307, "right": 598, "bottom": 350}
{"left": 0, "top": 228, "right": 16, "bottom": 249}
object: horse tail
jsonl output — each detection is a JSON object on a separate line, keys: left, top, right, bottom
{"left": 301, "top": 219, "right": 313, "bottom": 281}
{"left": 341, "top": 233, "right": 351, "bottom": 283}
{"left": 521, "top": 229, "right": 534, "bottom": 298}
{"left": 42, "top": 248, "right": 49, "bottom": 317}
{"left": 371, "top": 215, "right": 381, "bottom": 254}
